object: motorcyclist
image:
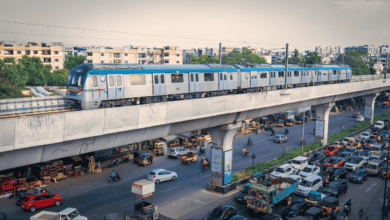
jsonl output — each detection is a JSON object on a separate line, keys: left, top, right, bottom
{"left": 329, "top": 208, "right": 337, "bottom": 220}
{"left": 340, "top": 214, "right": 348, "bottom": 220}
{"left": 270, "top": 127, "right": 275, "bottom": 136}
{"left": 243, "top": 147, "right": 248, "bottom": 156}
{"left": 345, "top": 198, "right": 352, "bottom": 215}
{"left": 323, "top": 174, "right": 330, "bottom": 187}
{"left": 111, "top": 169, "right": 118, "bottom": 181}
{"left": 202, "top": 156, "right": 209, "bottom": 168}
{"left": 358, "top": 209, "right": 364, "bottom": 218}
{"left": 284, "top": 128, "right": 289, "bottom": 135}
{"left": 247, "top": 137, "right": 252, "bottom": 145}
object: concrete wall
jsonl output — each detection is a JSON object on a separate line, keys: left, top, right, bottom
{"left": 1, "top": 79, "right": 390, "bottom": 170}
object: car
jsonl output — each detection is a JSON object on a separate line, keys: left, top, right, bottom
{"left": 282, "top": 200, "right": 310, "bottom": 219}
{"left": 205, "top": 205, "right": 236, "bottom": 220}
{"left": 356, "top": 116, "right": 364, "bottom": 122}
{"left": 290, "top": 156, "right": 308, "bottom": 172}
{"left": 344, "top": 156, "right": 364, "bottom": 171}
{"left": 299, "top": 165, "right": 320, "bottom": 178}
{"left": 323, "top": 179, "right": 348, "bottom": 198}
{"left": 352, "top": 151, "right": 363, "bottom": 157}
{"left": 352, "top": 112, "right": 362, "bottom": 118}
{"left": 371, "top": 127, "right": 381, "bottom": 134}
{"left": 341, "top": 137, "right": 353, "bottom": 146}
{"left": 325, "top": 145, "right": 340, "bottom": 156}
{"left": 382, "top": 130, "right": 390, "bottom": 138}
{"left": 259, "top": 214, "right": 283, "bottom": 220}
{"left": 374, "top": 121, "right": 385, "bottom": 129}
{"left": 365, "top": 138, "right": 378, "bottom": 149}
{"left": 21, "top": 192, "right": 63, "bottom": 212}
{"left": 325, "top": 157, "right": 344, "bottom": 170}
{"left": 308, "top": 153, "right": 326, "bottom": 165}
{"left": 167, "top": 147, "right": 190, "bottom": 159}
{"left": 235, "top": 183, "right": 251, "bottom": 204}
{"left": 295, "top": 175, "right": 322, "bottom": 196}
{"left": 288, "top": 175, "right": 302, "bottom": 183}
{"left": 230, "top": 216, "right": 250, "bottom": 220}
{"left": 349, "top": 169, "right": 368, "bottom": 184}
{"left": 361, "top": 151, "right": 373, "bottom": 163}
{"left": 270, "top": 164, "right": 295, "bottom": 178}
{"left": 344, "top": 147, "right": 357, "bottom": 153}
{"left": 147, "top": 169, "right": 177, "bottom": 184}
{"left": 371, "top": 143, "right": 385, "bottom": 153}
{"left": 339, "top": 152, "right": 352, "bottom": 161}
{"left": 368, "top": 153, "right": 384, "bottom": 163}
{"left": 274, "top": 135, "right": 288, "bottom": 143}
{"left": 329, "top": 167, "right": 348, "bottom": 180}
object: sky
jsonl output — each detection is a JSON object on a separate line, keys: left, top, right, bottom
{"left": 0, "top": 0, "right": 389, "bottom": 52}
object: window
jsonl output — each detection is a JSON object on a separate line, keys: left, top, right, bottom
{"left": 261, "top": 73, "right": 267, "bottom": 78}
{"left": 55, "top": 59, "right": 59, "bottom": 62}
{"left": 294, "top": 71, "right": 299, "bottom": 77}
{"left": 204, "top": 73, "right": 214, "bottom": 81}
{"left": 131, "top": 75, "right": 146, "bottom": 85}
{"left": 278, "top": 71, "right": 284, "bottom": 77}
{"left": 171, "top": 74, "right": 184, "bottom": 83}
{"left": 125, "top": 61, "right": 128, "bottom": 63}
{"left": 176, "top": 61, "right": 179, "bottom": 64}
{"left": 17, "top": 59, "right": 21, "bottom": 63}
{"left": 190, "top": 73, "right": 194, "bottom": 82}
{"left": 77, "top": 76, "right": 84, "bottom": 86}
{"left": 333, "top": 70, "right": 337, "bottom": 75}
{"left": 101, "top": 61, "right": 104, "bottom": 63}
{"left": 17, "top": 51, "right": 21, "bottom": 54}
{"left": 125, "top": 53, "right": 128, "bottom": 56}
{"left": 164, "top": 53, "right": 169, "bottom": 57}
{"left": 196, "top": 73, "right": 199, "bottom": 82}
{"left": 117, "top": 75, "right": 122, "bottom": 86}
{"left": 109, "top": 75, "right": 114, "bottom": 86}
{"left": 164, "top": 60, "right": 169, "bottom": 64}
{"left": 224, "top": 75, "right": 227, "bottom": 80}
{"left": 161, "top": 75, "right": 165, "bottom": 84}
{"left": 322, "top": 71, "right": 327, "bottom": 76}
{"left": 109, "top": 53, "right": 112, "bottom": 58}
{"left": 55, "top": 66, "right": 59, "bottom": 70}
{"left": 176, "top": 54, "right": 180, "bottom": 57}
{"left": 34, "top": 51, "right": 38, "bottom": 54}
{"left": 54, "top": 51, "right": 59, "bottom": 55}
{"left": 230, "top": 74, "right": 233, "bottom": 80}
{"left": 101, "top": 53, "right": 104, "bottom": 56}
{"left": 154, "top": 75, "right": 159, "bottom": 84}
{"left": 93, "top": 76, "right": 98, "bottom": 87}
{"left": 88, "top": 60, "right": 93, "bottom": 63}
{"left": 87, "top": 52, "right": 92, "bottom": 56}
{"left": 220, "top": 73, "right": 223, "bottom": 80}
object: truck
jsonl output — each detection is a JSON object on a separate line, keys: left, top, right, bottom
{"left": 30, "top": 208, "right": 87, "bottom": 220}
{"left": 247, "top": 177, "right": 298, "bottom": 214}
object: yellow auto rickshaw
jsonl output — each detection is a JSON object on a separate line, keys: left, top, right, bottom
{"left": 285, "top": 119, "right": 294, "bottom": 126}
{"left": 321, "top": 196, "right": 339, "bottom": 216}
{"left": 138, "top": 153, "right": 154, "bottom": 167}
{"left": 304, "top": 207, "right": 324, "bottom": 220}
{"left": 277, "top": 120, "right": 285, "bottom": 127}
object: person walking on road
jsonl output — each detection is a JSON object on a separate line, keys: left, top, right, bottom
{"left": 255, "top": 126, "right": 259, "bottom": 135}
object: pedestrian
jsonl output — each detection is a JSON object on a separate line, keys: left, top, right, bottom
{"left": 255, "top": 126, "right": 258, "bottom": 135}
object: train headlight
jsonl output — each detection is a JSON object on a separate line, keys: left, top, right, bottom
{"left": 78, "top": 92, "right": 82, "bottom": 96}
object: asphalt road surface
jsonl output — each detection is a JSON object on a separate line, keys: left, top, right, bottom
{"left": 0, "top": 107, "right": 386, "bottom": 220}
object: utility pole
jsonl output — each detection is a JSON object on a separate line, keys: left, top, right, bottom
{"left": 343, "top": 53, "right": 345, "bottom": 65}
{"left": 301, "top": 112, "right": 305, "bottom": 150}
{"left": 382, "top": 138, "right": 389, "bottom": 220}
{"left": 219, "top": 43, "right": 222, "bottom": 64}
{"left": 285, "top": 43, "right": 289, "bottom": 89}
{"left": 385, "top": 53, "right": 388, "bottom": 80}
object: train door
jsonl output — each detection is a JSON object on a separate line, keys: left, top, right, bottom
{"left": 92, "top": 75, "right": 99, "bottom": 100}
{"left": 219, "top": 72, "right": 228, "bottom": 90}
{"left": 107, "top": 74, "right": 116, "bottom": 99}
{"left": 317, "top": 71, "right": 322, "bottom": 82}
{"left": 346, "top": 69, "right": 351, "bottom": 79}
{"left": 153, "top": 74, "right": 160, "bottom": 95}
{"left": 337, "top": 70, "right": 342, "bottom": 80}
{"left": 189, "top": 72, "right": 200, "bottom": 92}
{"left": 223, "top": 72, "right": 228, "bottom": 89}
{"left": 160, "top": 74, "right": 166, "bottom": 94}
{"left": 302, "top": 71, "right": 306, "bottom": 83}
{"left": 250, "top": 71, "right": 257, "bottom": 87}
{"left": 270, "top": 72, "right": 276, "bottom": 85}
{"left": 116, "top": 74, "right": 124, "bottom": 98}
{"left": 99, "top": 75, "right": 107, "bottom": 100}
{"left": 287, "top": 71, "right": 292, "bottom": 84}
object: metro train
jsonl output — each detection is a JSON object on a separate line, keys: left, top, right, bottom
{"left": 66, "top": 64, "right": 352, "bottom": 110}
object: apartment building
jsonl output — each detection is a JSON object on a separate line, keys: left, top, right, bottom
{"left": 0, "top": 41, "right": 65, "bottom": 69}
{"left": 83, "top": 45, "right": 182, "bottom": 64}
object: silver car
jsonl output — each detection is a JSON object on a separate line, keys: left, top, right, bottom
{"left": 274, "top": 135, "right": 288, "bottom": 143}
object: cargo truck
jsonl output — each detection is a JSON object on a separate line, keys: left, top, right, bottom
{"left": 247, "top": 177, "right": 298, "bottom": 214}
{"left": 30, "top": 208, "right": 87, "bottom": 220}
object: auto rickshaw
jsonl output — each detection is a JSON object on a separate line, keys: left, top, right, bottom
{"left": 295, "top": 116, "right": 303, "bottom": 124}
{"left": 304, "top": 207, "right": 324, "bottom": 220}
{"left": 138, "top": 153, "right": 153, "bottom": 167}
{"left": 278, "top": 120, "right": 285, "bottom": 127}
{"left": 249, "top": 172, "right": 265, "bottom": 184}
{"left": 179, "top": 151, "right": 197, "bottom": 164}
{"left": 285, "top": 119, "right": 294, "bottom": 126}
{"left": 321, "top": 196, "right": 339, "bottom": 216}
{"left": 347, "top": 139, "right": 361, "bottom": 149}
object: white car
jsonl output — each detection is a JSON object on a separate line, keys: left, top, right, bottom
{"left": 290, "top": 156, "right": 308, "bottom": 173}
{"left": 299, "top": 165, "right": 320, "bottom": 178}
{"left": 295, "top": 175, "right": 322, "bottom": 196}
{"left": 148, "top": 169, "right": 177, "bottom": 184}
{"left": 288, "top": 175, "right": 302, "bottom": 183}
{"left": 360, "top": 132, "right": 371, "bottom": 140}
{"left": 356, "top": 116, "right": 364, "bottom": 122}
{"left": 168, "top": 147, "right": 190, "bottom": 159}
{"left": 345, "top": 156, "right": 365, "bottom": 171}
{"left": 270, "top": 164, "right": 295, "bottom": 179}
{"left": 374, "top": 121, "right": 385, "bottom": 129}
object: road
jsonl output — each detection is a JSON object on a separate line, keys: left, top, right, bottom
{"left": 0, "top": 106, "right": 386, "bottom": 220}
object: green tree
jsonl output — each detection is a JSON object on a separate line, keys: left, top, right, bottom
{"left": 0, "top": 78, "right": 23, "bottom": 99}
{"left": 19, "top": 55, "right": 52, "bottom": 85}
{"left": 50, "top": 69, "right": 69, "bottom": 85}
{"left": 64, "top": 52, "right": 86, "bottom": 70}
{"left": 190, "top": 55, "right": 219, "bottom": 64}
{"left": 283, "top": 49, "right": 301, "bottom": 64}
{"left": 222, "top": 47, "right": 268, "bottom": 65}
{"left": 305, "top": 52, "right": 322, "bottom": 64}
{"left": 336, "top": 50, "right": 371, "bottom": 75}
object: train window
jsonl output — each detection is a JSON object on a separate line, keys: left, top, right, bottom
{"left": 255, "top": 76, "right": 257, "bottom": 79}
{"left": 204, "top": 73, "right": 214, "bottom": 81}
{"left": 230, "top": 74, "right": 233, "bottom": 80}
{"left": 71, "top": 75, "right": 77, "bottom": 85}
{"left": 160, "top": 75, "right": 165, "bottom": 84}
{"left": 294, "top": 71, "right": 299, "bottom": 77}
{"left": 252, "top": 76, "right": 254, "bottom": 79}
{"left": 322, "top": 71, "right": 327, "bottom": 75}
{"left": 196, "top": 73, "right": 199, "bottom": 82}
{"left": 190, "top": 73, "right": 194, "bottom": 82}
{"left": 109, "top": 75, "right": 114, "bottom": 86}
{"left": 77, "top": 76, "right": 84, "bottom": 87}
{"left": 278, "top": 71, "right": 284, "bottom": 78}
{"left": 260, "top": 73, "right": 267, "bottom": 78}
{"left": 154, "top": 75, "right": 159, "bottom": 84}
{"left": 224, "top": 75, "right": 227, "bottom": 80}
{"left": 220, "top": 73, "right": 223, "bottom": 81}
{"left": 171, "top": 74, "right": 184, "bottom": 83}
{"left": 131, "top": 75, "right": 146, "bottom": 85}
{"left": 117, "top": 75, "right": 122, "bottom": 86}
{"left": 333, "top": 70, "right": 337, "bottom": 75}
{"left": 93, "top": 76, "right": 98, "bottom": 87}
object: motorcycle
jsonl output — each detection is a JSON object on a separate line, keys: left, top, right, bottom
{"left": 200, "top": 162, "right": 210, "bottom": 170}
{"left": 199, "top": 148, "right": 205, "bottom": 155}
{"left": 270, "top": 132, "right": 275, "bottom": 136}
{"left": 343, "top": 204, "right": 351, "bottom": 216}
{"left": 108, "top": 173, "right": 121, "bottom": 183}
{"left": 9, "top": 190, "right": 28, "bottom": 206}
{"left": 284, "top": 130, "right": 289, "bottom": 135}
{"left": 109, "top": 158, "right": 122, "bottom": 167}
{"left": 247, "top": 140, "right": 253, "bottom": 147}
{"left": 243, "top": 151, "right": 249, "bottom": 157}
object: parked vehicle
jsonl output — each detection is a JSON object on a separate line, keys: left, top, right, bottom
{"left": 366, "top": 159, "right": 383, "bottom": 176}
{"left": 179, "top": 151, "right": 197, "bottom": 164}
{"left": 323, "top": 179, "right": 348, "bottom": 198}
{"left": 329, "top": 167, "right": 348, "bottom": 180}
{"left": 247, "top": 177, "right": 298, "bottom": 214}
{"left": 30, "top": 208, "right": 87, "bottom": 220}
{"left": 308, "top": 153, "right": 326, "bottom": 166}
{"left": 270, "top": 164, "right": 295, "bottom": 179}
{"left": 138, "top": 153, "right": 154, "bottom": 167}
{"left": 290, "top": 156, "right": 308, "bottom": 173}
{"left": 299, "top": 165, "right": 320, "bottom": 179}
{"left": 274, "top": 135, "right": 288, "bottom": 143}
{"left": 133, "top": 150, "right": 147, "bottom": 163}
{"left": 205, "top": 205, "right": 236, "bottom": 220}
{"left": 295, "top": 175, "right": 322, "bottom": 197}
{"left": 21, "top": 192, "right": 63, "bottom": 212}
{"left": 356, "top": 116, "right": 364, "bottom": 122}
{"left": 350, "top": 169, "right": 368, "bottom": 183}
{"left": 282, "top": 200, "right": 310, "bottom": 219}
{"left": 108, "top": 158, "right": 122, "bottom": 167}
{"left": 235, "top": 183, "right": 252, "bottom": 204}
{"left": 168, "top": 147, "right": 190, "bottom": 159}
{"left": 344, "top": 156, "right": 364, "bottom": 172}
{"left": 147, "top": 169, "right": 177, "bottom": 184}
{"left": 305, "top": 191, "right": 327, "bottom": 207}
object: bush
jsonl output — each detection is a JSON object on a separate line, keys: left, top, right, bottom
{"left": 232, "top": 174, "right": 240, "bottom": 182}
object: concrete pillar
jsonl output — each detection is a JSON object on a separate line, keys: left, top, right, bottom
{"left": 207, "top": 122, "right": 242, "bottom": 186}
{"left": 363, "top": 93, "right": 379, "bottom": 125}
{"left": 313, "top": 102, "right": 335, "bottom": 146}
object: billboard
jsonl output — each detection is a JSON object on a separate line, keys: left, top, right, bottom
{"left": 224, "top": 150, "right": 232, "bottom": 185}
{"left": 211, "top": 147, "right": 222, "bottom": 173}
{"left": 315, "top": 119, "right": 324, "bottom": 138}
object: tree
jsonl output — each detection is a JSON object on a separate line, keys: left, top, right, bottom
{"left": 283, "top": 49, "right": 301, "bottom": 64}
{"left": 0, "top": 78, "right": 23, "bottom": 99}
{"left": 18, "top": 55, "right": 52, "bottom": 85}
{"left": 336, "top": 50, "right": 371, "bottom": 75}
{"left": 50, "top": 69, "right": 69, "bottom": 85}
{"left": 222, "top": 47, "right": 268, "bottom": 65}
{"left": 190, "top": 55, "right": 219, "bottom": 64}
{"left": 306, "top": 52, "right": 322, "bottom": 64}
{"left": 64, "top": 52, "right": 86, "bottom": 70}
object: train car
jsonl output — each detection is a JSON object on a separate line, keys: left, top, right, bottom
{"left": 66, "top": 64, "right": 237, "bottom": 110}
{"left": 308, "top": 65, "right": 352, "bottom": 85}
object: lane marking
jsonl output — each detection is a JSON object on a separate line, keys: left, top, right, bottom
{"left": 237, "top": 208, "right": 248, "bottom": 215}
{"left": 366, "top": 183, "right": 377, "bottom": 192}
{"left": 359, "top": 183, "right": 367, "bottom": 190}
{"left": 162, "top": 185, "right": 181, "bottom": 193}
{"left": 194, "top": 199, "right": 207, "bottom": 205}
{"left": 195, "top": 175, "right": 211, "bottom": 180}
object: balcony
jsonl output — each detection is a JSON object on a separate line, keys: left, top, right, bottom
{"left": 4, "top": 50, "right": 14, "bottom": 55}
{"left": 43, "top": 58, "right": 51, "bottom": 63}
{"left": 42, "top": 50, "right": 51, "bottom": 55}
{"left": 113, "top": 53, "right": 121, "bottom": 59}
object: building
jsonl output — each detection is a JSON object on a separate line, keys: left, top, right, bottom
{"left": 182, "top": 48, "right": 216, "bottom": 64}
{"left": 0, "top": 41, "right": 65, "bottom": 69}
{"left": 376, "top": 54, "right": 389, "bottom": 72}
{"left": 344, "top": 45, "right": 381, "bottom": 56}
{"left": 83, "top": 45, "right": 182, "bottom": 65}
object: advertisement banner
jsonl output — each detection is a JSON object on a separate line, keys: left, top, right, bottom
{"left": 223, "top": 150, "right": 233, "bottom": 185}
{"left": 211, "top": 147, "right": 222, "bottom": 173}
{"left": 315, "top": 119, "right": 324, "bottom": 138}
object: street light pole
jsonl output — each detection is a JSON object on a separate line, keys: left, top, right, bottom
{"left": 301, "top": 112, "right": 305, "bottom": 150}
{"left": 382, "top": 139, "right": 389, "bottom": 220}
{"left": 285, "top": 43, "right": 289, "bottom": 89}
{"left": 385, "top": 53, "right": 388, "bottom": 80}
{"left": 219, "top": 43, "right": 222, "bottom": 64}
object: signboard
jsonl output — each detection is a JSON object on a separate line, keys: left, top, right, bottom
{"left": 211, "top": 147, "right": 222, "bottom": 173}
{"left": 223, "top": 150, "right": 232, "bottom": 185}
{"left": 315, "top": 119, "right": 324, "bottom": 138}
{"left": 365, "top": 104, "right": 372, "bottom": 119}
